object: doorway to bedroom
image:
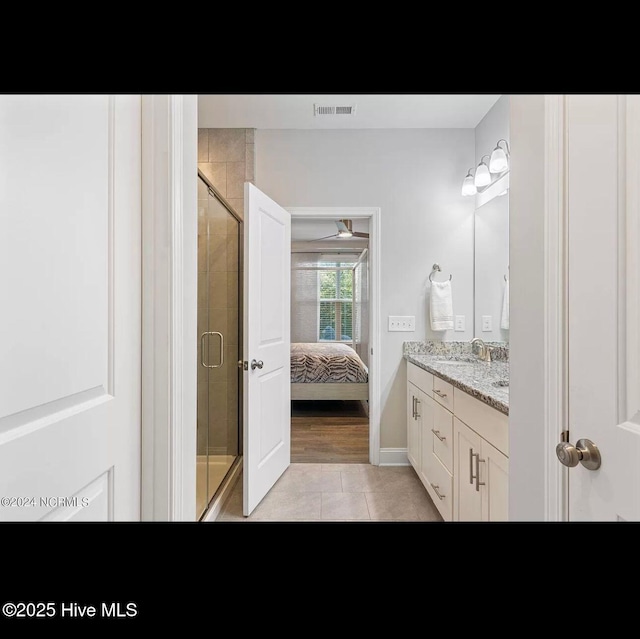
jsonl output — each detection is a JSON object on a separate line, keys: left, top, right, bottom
{"left": 288, "top": 208, "right": 380, "bottom": 465}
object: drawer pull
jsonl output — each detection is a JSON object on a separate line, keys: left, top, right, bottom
{"left": 430, "top": 483, "right": 446, "bottom": 500}
{"left": 433, "top": 389, "right": 448, "bottom": 399}
{"left": 431, "top": 428, "right": 446, "bottom": 442}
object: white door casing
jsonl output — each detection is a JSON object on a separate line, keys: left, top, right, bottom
{"left": 243, "top": 183, "right": 291, "bottom": 516}
{"left": 140, "top": 95, "right": 197, "bottom": 522}
{"left": 0, "top": 95, "right": 141, "bottom": 521}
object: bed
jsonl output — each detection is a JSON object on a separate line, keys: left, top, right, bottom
{"left": 290, "top": 342, "right": 369, "bottom": 401}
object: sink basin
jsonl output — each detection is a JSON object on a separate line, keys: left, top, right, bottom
{"left": 427, "top": 358, "right": 476, "bottom": 365}
{"left": 493, "top": 380, "right": 509, "bottom": 387}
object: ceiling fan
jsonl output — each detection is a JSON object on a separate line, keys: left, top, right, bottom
{"left": 307, "top": 219, "right": 369, "bottom": 241}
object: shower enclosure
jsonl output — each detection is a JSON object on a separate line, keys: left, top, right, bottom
{"left": 196, "top": 170, "right": 243, "bottom": 519}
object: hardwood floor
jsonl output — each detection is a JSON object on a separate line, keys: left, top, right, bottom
{"left": 291, "top": 400, "right": 369, "bottom": 464}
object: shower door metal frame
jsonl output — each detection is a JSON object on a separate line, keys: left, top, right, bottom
{"left": 197, "top": 168, "right": 245, "bottom": 467}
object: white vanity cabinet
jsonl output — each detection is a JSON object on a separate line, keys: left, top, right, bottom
{"left": 406, "top": 362, "right": 453, "bottom": 521}
{"left": 406, "top": 360, "right": 509, "bottom": 522}
{"left": 453, "top": 387, "right": 510, "bottom": 522}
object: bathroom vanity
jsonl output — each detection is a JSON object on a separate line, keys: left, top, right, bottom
{"left": 404, "top": 342, "right": 509, "bottom": 522}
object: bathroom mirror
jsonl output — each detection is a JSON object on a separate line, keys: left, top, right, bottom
{"left": 474, "top": 190, "right": 509, "bottom": 341}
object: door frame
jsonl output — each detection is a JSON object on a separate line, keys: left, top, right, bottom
{"left": 539, "top": 94, "right": 639, "bottom": 521}
{"left": 140, "top": 95, "right": 198, "bottom": 521}
{"left": 288, "top": 207, "right": 381, "bottom": 465}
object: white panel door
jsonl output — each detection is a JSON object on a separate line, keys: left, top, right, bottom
{"left": 0, "top": 95, "right": 141, "bottom": 521}
{"left": 243, "top": 183, "right": 291, "bottom": 516}
{"left": 565, "top": 95, "right": 621, "bottom": 520}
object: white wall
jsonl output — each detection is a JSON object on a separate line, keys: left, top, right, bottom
{"left": 474, "top": 95, "right": 510, "bottom": 341}
{"left": 509, "top": 96, "right": 546, "bottom": 520}
{"left": 256, "top": 129, "right": 475, "bottom": 449}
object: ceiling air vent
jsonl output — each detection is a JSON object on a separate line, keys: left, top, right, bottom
{"left": 314, "top": 104, "right": 357, "bottom": 116}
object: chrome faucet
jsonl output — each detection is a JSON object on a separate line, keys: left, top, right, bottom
{"left": 470, "top": 338, "right": 492, "bottom": 362}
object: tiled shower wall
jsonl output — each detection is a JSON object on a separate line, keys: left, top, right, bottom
{"left": 198, "top": 128, "right": 255, "bottom": 218}
{"left": 197, "top": 128, "right": 254, "bottom": 457}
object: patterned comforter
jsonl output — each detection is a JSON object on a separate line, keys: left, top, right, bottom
{"left": 291, "top": 343, "right": 369, "bottom": 383}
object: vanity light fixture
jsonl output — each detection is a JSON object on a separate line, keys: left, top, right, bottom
{"left": 461, "top": 168, "right": 477, "bottom": 197}
{"left": 474, "top": 155, "right": 492, "bottom": 187}
{"left": 489, "top": 139, "right": 510, "bottom": 173}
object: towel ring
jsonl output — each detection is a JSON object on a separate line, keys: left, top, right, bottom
{"left": 429, "top": 263, "right": 452, "bottom": 283}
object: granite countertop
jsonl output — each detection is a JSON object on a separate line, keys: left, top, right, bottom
{"left": 404, "top": 347, "right": 509, "bottom": 415}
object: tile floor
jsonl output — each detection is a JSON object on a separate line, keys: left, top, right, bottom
{"left": 216, "top": 463, "right": 444, "bottom": 522}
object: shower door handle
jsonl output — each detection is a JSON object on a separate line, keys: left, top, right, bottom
{"left": 200, "top": 332, "right": 224, "bottom": 368}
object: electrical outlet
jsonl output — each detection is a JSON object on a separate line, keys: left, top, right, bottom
{"left": 455, "top": 315, "right": 465, "bottom": 332}
{"left": 482, "top": 315, "right": 493, "bottom": 332}
{"left": 388, "top": 316, "right": 415, "bottom": 332}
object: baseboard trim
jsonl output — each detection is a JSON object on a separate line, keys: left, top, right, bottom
{"left": 378, "top": 448, "right": 409, "bottom": 466}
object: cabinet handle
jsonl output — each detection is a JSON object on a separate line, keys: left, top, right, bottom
{"left": 412, "top": 396, "right": 416, "bottom": 419}
{"left": 415, "top": 399, "right": 421, "bottom": 418}
{"left": 473, "top": 452, "right": 486, "bottom": 492}
{"left": 433, "top": 389, "right": 448, "bottom": 399}
{"left": 430, "top": 483, "right": 446, "bottom": 500}
{"left": 432, "top": 429, "right": 446, "bottom": 442}
{"left": 469, "top": 447, "right": 475, "bottom": 485}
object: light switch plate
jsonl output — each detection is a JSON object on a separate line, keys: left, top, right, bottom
{"left": 455, "top": 315, "right": 465, "bottom": 332}
{"left": 388, "top": 316, "right": 415, "bottom": 332}
{"left": 482, "top": 315, "right": 493, "bottom": 332}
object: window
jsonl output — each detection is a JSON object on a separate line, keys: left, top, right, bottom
{"left": 318, "top": 266, "right": 353, "bottom": 343}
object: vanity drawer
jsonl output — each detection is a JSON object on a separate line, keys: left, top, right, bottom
{"left": 432, "top": 401, "right": 453, "bottom": 473}
{"left": 432, "top": 376, "right": 453, "bottom": 411}
{"left": 407, "top": 362, "right": 433, "bottom": 397}
{"left": 426, "top": 453, "right": 453, "bottom": 521}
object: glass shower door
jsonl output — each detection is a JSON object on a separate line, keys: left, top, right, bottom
{"left": 197, "top": 173, "right": 241, "bottom": 519}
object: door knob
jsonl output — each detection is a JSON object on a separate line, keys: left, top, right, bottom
{"left": 555, "top": 438, "right": 601, "bottom": 470}
{"left": 251, "top": 359, "right": 264, "bottom": 370}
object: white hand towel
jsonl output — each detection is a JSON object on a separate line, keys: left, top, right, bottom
{"left": 430, "top": 280, "right": 454, "bottom": 331}
{"left": 501, "top": 279, "right": 510, "bottom": 330}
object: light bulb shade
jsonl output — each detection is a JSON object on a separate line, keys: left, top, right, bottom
{"left": 474, "top": 162, "right": 491, "bottom": 187}
{"left": 461, "top": 174, "right": 477, "bottom": 196}
{"left": 337, "top": 230, "right": 353, "bottom": 238}
{"left": 489, "top": 146, "right": 509, "bottom": 173}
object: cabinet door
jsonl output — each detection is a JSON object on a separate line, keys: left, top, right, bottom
{"left": 407, "top": 383, "right": 421, "bottom": 472}
{"left": 417, "top": 390, "right": 436, "bottom": 488}
{"left": 454, "top": 418, "right": 483, "bottom": 521}
{"left": 481, "top": 439, "right": 509, "bottom": 522}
